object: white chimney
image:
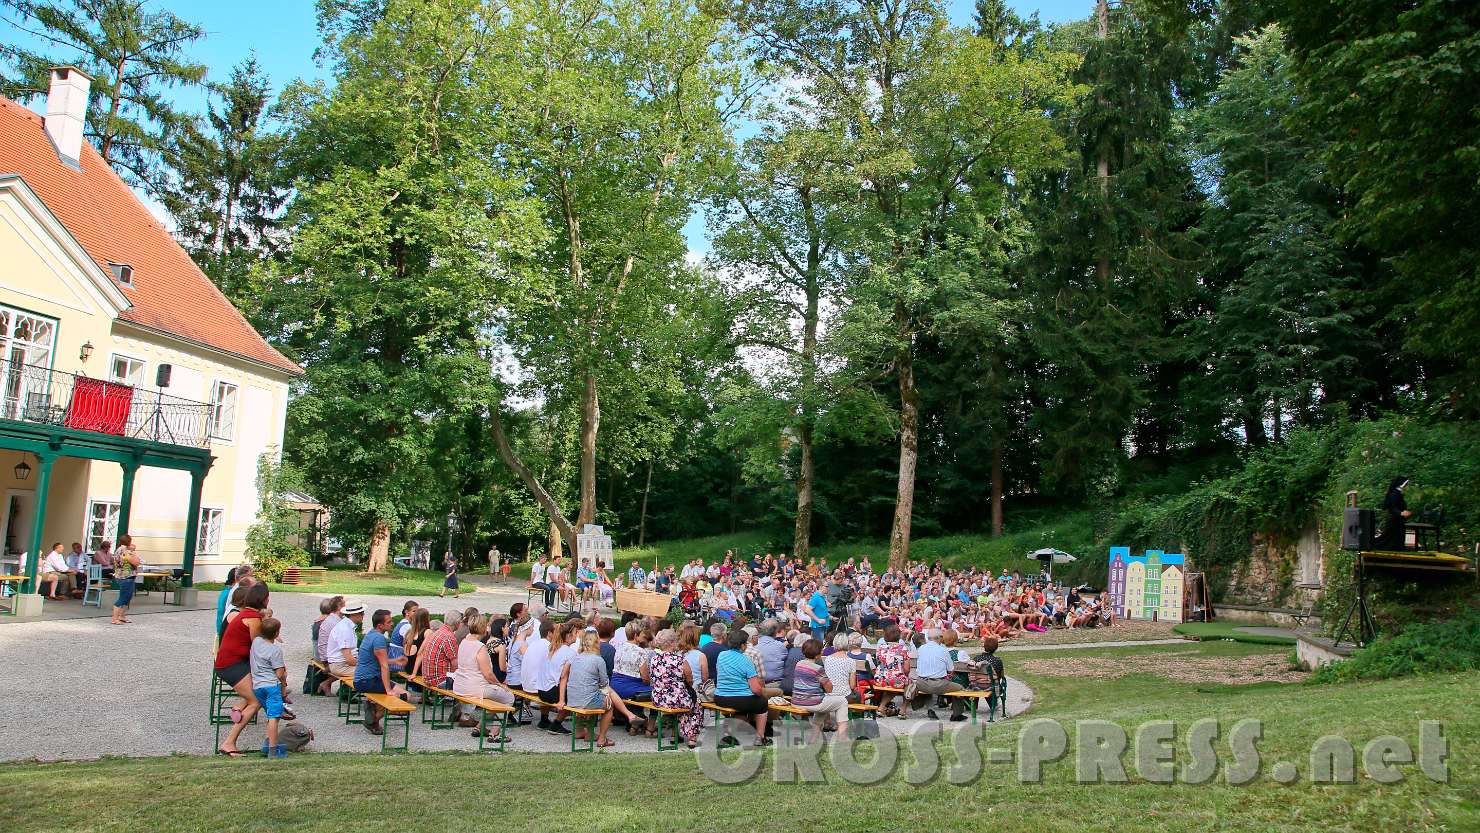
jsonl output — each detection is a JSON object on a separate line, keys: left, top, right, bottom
{"left": 44, "top": 66, "right": 92, "bottom": 168}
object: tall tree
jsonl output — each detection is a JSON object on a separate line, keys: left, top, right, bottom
{"left": 484, "top": 0, "right": 739, "bottom": 561}
{"left": 1024, "top": 0, "right": 1202, "bottom": 497}
{"left": 0, "top": 0, "right": 206, "bottom": 193}
{"left": 734, "top": 0, "right": 1078, "bottom": 567}
{"left": 1279, "top": 0, "right": 1480, "bottom": 411}
{"left": 712, "top": 117, "right": 857, "bottom": 560}
{"left": 1188, "top": 25, "right": 1360, "bottom": 442}
{"left": 275, "top": 0, "right": 539, "bottom": 572}
{"left": 161, "top": 57, "right": 287, "bottom": 304}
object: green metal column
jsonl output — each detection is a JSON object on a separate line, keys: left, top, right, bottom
{"left": 180, "top": 468, "right": 204, "bottom": 588}
{"left": 116, "top": 458, "right": 140, "bottom": 538}
{"left": 23, "top": 452, "right": 56, "bottom": 594}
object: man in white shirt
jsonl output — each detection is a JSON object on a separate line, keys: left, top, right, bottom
{"left": 40, "top": 543, "right": 76, "bottom": 600}
{"left": 529, "top": 556, "right": 556, "bottom": 607}
{"left": 326, "top": 603, "right": 366, "bottom": 679}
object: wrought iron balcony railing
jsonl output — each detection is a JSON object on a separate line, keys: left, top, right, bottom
{"left": 0, "top": 357, "right": 212, "bottom": 449}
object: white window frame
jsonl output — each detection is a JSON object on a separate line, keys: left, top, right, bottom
{"left": 84, "top": 499, "right": 120, "bottom": 554}
{"left": 197, "top": 506, "right": 224, "bottom": 558}
{"left": 108, "top": 353, "right": 146, "bottom": 386}
{"left": 208, "top": 380, "right": 238, "bottom": 442}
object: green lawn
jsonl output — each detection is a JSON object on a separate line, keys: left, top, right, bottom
{"left": 200, "top": 565, "right": 452, "bottom": 597}
{"left": 1173, "top": 621, "right": 1299, "bottom": 645}
{"left": 2, "top": 641, "right": 1474, "bottom": 832}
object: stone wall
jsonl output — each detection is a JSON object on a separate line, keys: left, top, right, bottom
{"left": 1215, "top": 523, "right": 1326, "bottom": 611}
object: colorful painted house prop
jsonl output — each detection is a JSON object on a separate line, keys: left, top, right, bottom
{"left": 1107, "top": 547, "right": 1187, "bottom": 622}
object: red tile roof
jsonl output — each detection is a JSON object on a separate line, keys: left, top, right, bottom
{"left": 0, "top": 97, "right": 301, "bottom": 376}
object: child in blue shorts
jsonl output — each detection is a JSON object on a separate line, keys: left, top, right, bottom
{"left": 250, "top": 617, "right": 289, "bottom": 758}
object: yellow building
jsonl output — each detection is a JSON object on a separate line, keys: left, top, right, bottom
{"left": 1159, "top": 565, "right": 1184, "bottom": 623}
{"left": 1124, "top": 560, "right": 1146, "bottom": 620}
{"left": 1, "top": 69, "right": 301, "bottom": 613}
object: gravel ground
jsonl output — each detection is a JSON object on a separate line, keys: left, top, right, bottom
{"left": 0, "top": 590, "right": 1031, "bottom": 762}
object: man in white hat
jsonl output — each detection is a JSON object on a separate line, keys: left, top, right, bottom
{"left": 326, "top": 603, "right": 366, "bottom": 681}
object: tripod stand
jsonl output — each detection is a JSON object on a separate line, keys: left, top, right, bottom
{"left": 1333, "top": 552, "right": 1376, "bottom": 648}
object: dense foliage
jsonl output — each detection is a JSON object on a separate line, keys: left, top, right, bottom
{"left": 1311, "top": 606, "right": 1480, "bottom": 683}
{"left": 4, "top": 1, "right": 1478, "bottom": 594}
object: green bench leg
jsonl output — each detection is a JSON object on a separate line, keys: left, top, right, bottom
{"left": 475, "top": 709, "right": 509, "bottom": 753}
{"left": 571, "top": 714, "right": 596, "bottom": 752}
{"left": 381, "top": 709, "right": 411, "bottom": 753}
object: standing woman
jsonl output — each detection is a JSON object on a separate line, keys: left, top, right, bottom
{"left": 109, "top": 535, "right": 141, "bottom": 625}
{"left": 214, "top": 582, "right": 270, "bottom": 756}
{"left": 439, "top": 552, "right": 461, "bottom": 599}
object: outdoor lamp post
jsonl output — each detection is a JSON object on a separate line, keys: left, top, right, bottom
{"left": 14, "top": 458, "right": 31, "bottom": 481}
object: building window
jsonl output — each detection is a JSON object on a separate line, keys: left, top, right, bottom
{"left": 197, "top": 507, "right": 224, "bottom": 558}
{"left": 208, "top": 381, "right": 238, "bottom": 441}
{"left": 109, "top": 354, "right": 146, "bottom": 386}
{"left": 108, "top": 262, "right": 134, "bottom": 286}
{"left": 86, "top": 500, "right": 120, "bottom": 553}
{"left": 1, "top": 305, "right": 59, "bottom": 421}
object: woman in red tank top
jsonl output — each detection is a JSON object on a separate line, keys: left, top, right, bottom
{"left": 214, "top": 582, "right": 269, "bottom": 756}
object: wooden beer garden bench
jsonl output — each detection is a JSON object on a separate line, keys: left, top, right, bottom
{"left": 630, "top": 699, "right": 693, "bottom": 751}
{"left": 363, "top": 693, "right": 415, "bottom": 752}
{"left": 768, "top": 700, "right": 813, "bottom": 743}
{"left": 941, "top": 677, "right": 1008, "bottom": 723}
{"left": 413, "top": 676, "right": 515, "bottom": 753}
{"left": 280, "top": 566, "right": 328, "bottom": 586}
{"left": 564, "top": 706, "right": 609, "bottom": 752}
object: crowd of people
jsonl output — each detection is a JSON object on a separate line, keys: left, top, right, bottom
{"left": 208, "top": 546, "right": 1110, "bottom": 756}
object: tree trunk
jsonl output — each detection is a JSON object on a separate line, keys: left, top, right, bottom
{"left": 577, "top": 373, "right": 599, "bottom": 532}
{"left": 489, "top": 403, "right": 577, "bottom": 557}
{"left": 793, "top": 423, "right": 815, "bottom": 561}
{"left": 991, "top": 441, "right": 1004, "bottom": 537}
{"left": 637, "top": 457, "right": 654, "bottom": 547}
{"left": 366, "top": 518, "right": 391, "bottom": 573}
{"left": 1271, "top": 396, "right": 1282, "bottom": 443}
{"left": 547, "top": 520, "right": 563, "bottom": 561}
{"left": 888, "top": 332, "right": 920, "bottom": 570}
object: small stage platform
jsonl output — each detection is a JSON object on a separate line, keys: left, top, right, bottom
{"left": 1357, "top": 549, "right": 1476, "bottom": 573}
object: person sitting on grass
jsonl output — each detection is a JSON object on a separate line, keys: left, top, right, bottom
{"left": 711, "top": 627, "right": 772, "bottom": 748}
{"left": 789, "top": 638, "right": 848, "bottom": 742}
{"left": 450, "top": 615, "right": 512, "bottom": 742}
{"left": 250, "top": 617, "right": 289, "bottom": 758}
{"left": 353, "top": 608, "right": 403, "bottom": 736}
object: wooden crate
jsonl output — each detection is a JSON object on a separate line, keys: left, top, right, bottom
{"left": 615, "top": 587, "right": 672, "bottom": 617}
{"left": 281, "top": 567, "right": 329, "bottom": 586}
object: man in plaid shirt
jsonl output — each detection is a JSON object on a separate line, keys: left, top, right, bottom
{"left": 418, "top": 610, "right": 462, "bottom": 688}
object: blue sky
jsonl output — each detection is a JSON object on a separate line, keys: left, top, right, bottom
{"left": 4, "top": 0, "right": 1092, "bottom": 248}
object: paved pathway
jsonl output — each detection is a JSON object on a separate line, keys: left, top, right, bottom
{"left": 999, "top": 638, "right": 1189, "bottom": 652}
{"left": 0, "top": 590, "right": 1030, "bottom": 762}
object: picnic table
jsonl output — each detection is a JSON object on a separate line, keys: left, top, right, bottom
{"left": 135, "top": 571, "right": 187, "bottom": 604}
{"left": 0, "top": 574, "right": 24, "bottom": 615}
